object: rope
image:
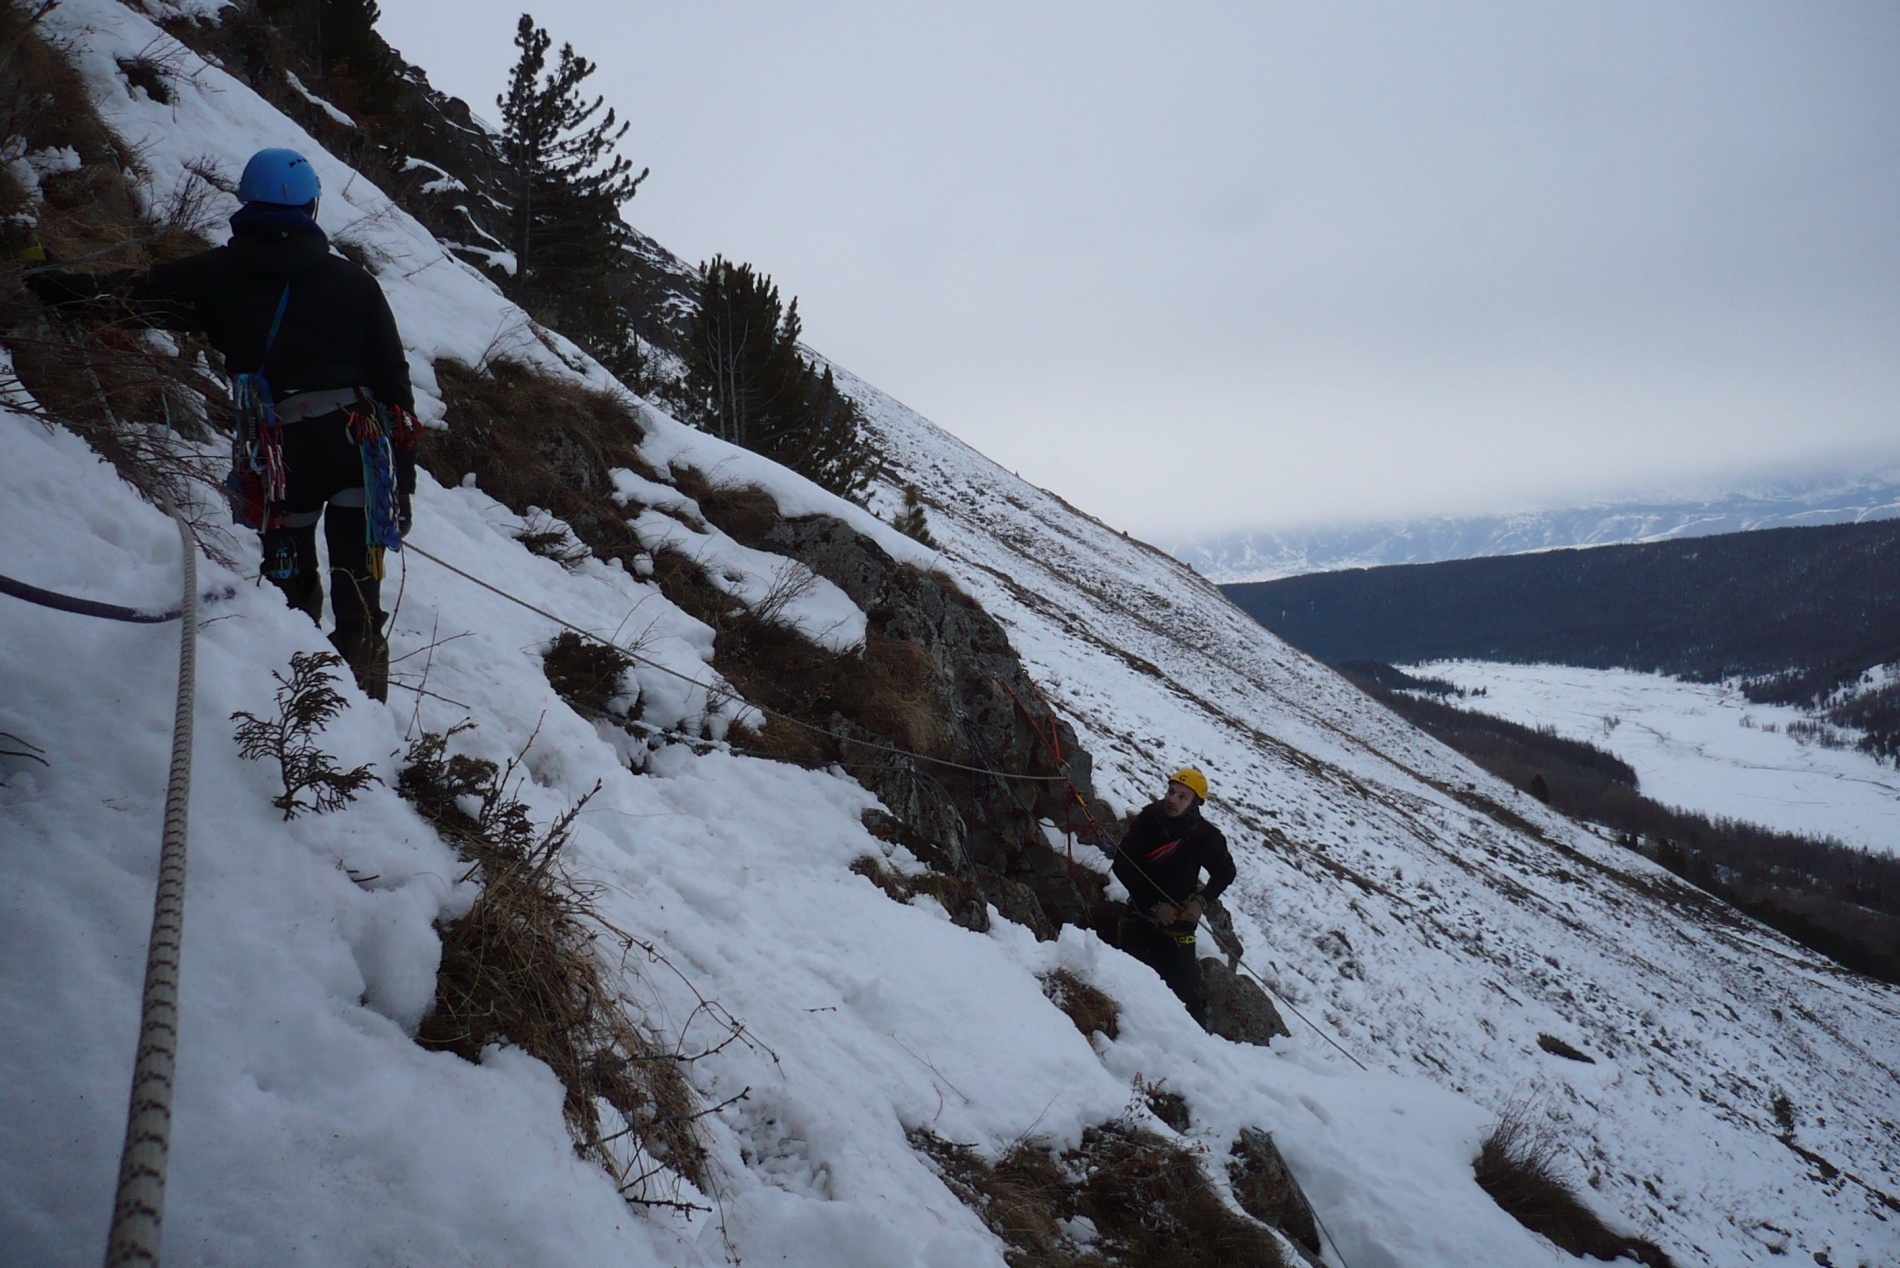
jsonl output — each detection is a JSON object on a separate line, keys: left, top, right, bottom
{"left": 1, "top": 571, "right": 184, "bottom": 623}
{"left": 104, "top": 503, "right": 198, "bottom": 1267}
{"left": 403, "top": 543, "right": 1067, "bottom": 784}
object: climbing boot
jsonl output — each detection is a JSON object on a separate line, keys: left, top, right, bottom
{"left": 329, "top": 618, "right": 390, "bottom": 702}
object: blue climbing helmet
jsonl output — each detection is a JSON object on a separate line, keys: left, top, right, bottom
{"left": 237, "top": 148, "right": 320, "bottom": 212}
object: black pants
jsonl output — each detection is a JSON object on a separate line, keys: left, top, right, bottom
{"left": 1123, "top": 919, "right": 1206, "bottom": 1026}
{"left": 261, "top": 411, "right": 380, "bottom": 637}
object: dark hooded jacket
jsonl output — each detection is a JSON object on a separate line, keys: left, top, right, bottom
{"left": 1111, "top": 801, "right": 1236, "bottom": 922}
{"left": 31, "top": 206, "right": 415, "bottom": 490}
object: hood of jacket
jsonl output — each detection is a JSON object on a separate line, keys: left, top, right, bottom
{"left": 226, "top": 205, "right": 332, "bottom": 276}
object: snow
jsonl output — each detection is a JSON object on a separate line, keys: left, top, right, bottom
{"left": 283, "top": 69, "right": 356, "bottom": 129}
{"left": 1410, "top": 661, "right": 1900, "bottom": 856}
{"left": 5, "top": 3, "right": 1898, "bottom": 1266}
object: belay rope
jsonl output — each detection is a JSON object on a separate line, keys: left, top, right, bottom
{"left": 104, "top": 500, "right": 200, "bottom": 1267}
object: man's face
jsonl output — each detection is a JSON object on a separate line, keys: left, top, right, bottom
{"left": 1161, "top": 781, "right": 1196, "bottom": 818}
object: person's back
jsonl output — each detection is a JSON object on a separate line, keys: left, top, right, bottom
{"left": 29, "top": 148, "right": 417, "bottom": 699}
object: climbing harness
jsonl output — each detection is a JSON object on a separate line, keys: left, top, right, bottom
{"left": 99, "top": 500, "right": 199, "bottom": 1267}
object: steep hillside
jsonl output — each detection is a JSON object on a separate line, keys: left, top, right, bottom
{"left": 3, "top": 4, "right": 1897, "bottom": 1267}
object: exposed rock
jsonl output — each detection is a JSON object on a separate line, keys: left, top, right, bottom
{"left": 1201, "top": 958, "right": 1292, "bottom": 1046}
{"left": 760, "top": 513, "right": 1112, "bottom": 940}
{"left": 1229, "top": 1128, "right": 1324, "bottom": 1263}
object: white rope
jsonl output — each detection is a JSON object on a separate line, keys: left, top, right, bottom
{"left": 104, "top": 504, "right": 198, "bottom": 1267}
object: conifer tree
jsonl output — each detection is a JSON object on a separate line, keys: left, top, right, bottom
{"left": 684, "top": 256, "right": 880, "bottom": 502}
{"left": 496, "top": 13, "right": 648, "bottom": 372}
{"left": 892, "top": 484, "right": 937, "bottom": 547}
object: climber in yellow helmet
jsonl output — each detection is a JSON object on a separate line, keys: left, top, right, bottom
{"left": 1110, "top": 767, "right": 1235, "bottom": 1028}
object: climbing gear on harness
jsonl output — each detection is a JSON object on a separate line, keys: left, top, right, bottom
{"left": 224, "top": 283, "right": 292, "bottom": 539}
{"left": 342, "top": 394, "right": 420, "bottom": 581}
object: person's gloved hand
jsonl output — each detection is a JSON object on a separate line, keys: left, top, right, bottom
{"left": 397, "top": 490, "right": 413, "bottom": 538}
{"left": 1150, "top": 900, "right": 1180, "bottom": 925}
{"left": 1178, "top": 895, "right": 1205, "bottom": 926}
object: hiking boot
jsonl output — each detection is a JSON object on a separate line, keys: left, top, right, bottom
{"left": 329, "top": 618, "right": 390, "bottom": 702}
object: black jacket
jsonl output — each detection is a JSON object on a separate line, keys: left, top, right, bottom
{"left": 32, "top": 208, "right": 416, "bottom": 489}
{"left": 1112, "top": 802, "right": 1236, "bottom": 920}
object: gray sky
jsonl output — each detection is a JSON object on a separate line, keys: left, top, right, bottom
{"left": 378, "top": 1, "right": 1900, "bottom": 539}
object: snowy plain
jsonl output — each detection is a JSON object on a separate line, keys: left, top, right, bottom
{"left": 1409, "top": 661, "right": 1900, "bottom": 856}
{"left": 1, "top": 2, "right": 1897, "bottom": 1266}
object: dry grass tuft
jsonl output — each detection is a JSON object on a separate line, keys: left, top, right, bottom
{"left": 1474, "top": 1103, "right": 1674, "bottom": 1266}
{"left": 912, "top": 1120, "right": 1289, "bottom": 1268}
{"left": 542, "top": 630, "right": 636, "bottom": 719}
{"left": 1042, "top": 969, "right": 1119, "bottom": 1041}
{"left": 400, "top": 726, "right": 712, "bottom": 1207}
{"left": 1535, "top": 1033, "right": 1595, "bottom": 1063}
{"left": 2, "top": 10, "right": 237, "bottom": 559}
{"left": 670, "top": 465, "right": 781, "bottom": 547}
{"left": 428, "top": 356, "right": 655, "bottom": 557}
{"left": 850, "top": 854, "right": 980, "bottom": 920}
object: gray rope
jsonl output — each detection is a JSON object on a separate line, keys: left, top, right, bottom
{"left": 104, "top": 503, "right": 198, "bottom": 1267}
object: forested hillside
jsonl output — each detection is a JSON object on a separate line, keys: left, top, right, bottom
{"left": 1226, "top": 520, "right": 1900, "bottom": 763}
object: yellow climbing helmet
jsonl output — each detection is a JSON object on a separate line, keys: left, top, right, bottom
{"left": 1168, "top": 767, "right": 1208, "bottom": 800}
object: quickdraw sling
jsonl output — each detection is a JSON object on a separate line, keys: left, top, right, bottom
{"left": 223, "top": 283, "right": 292, "bottom": 538}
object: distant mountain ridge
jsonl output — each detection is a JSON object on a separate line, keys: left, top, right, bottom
{"left": 1172, "top": 473, "right": 1900, "bottom": 583}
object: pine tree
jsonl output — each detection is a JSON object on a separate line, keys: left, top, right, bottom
{"left": 892, "top": 484, "right": 937, "bottom": 547}
{"left": 683, "top": 257, "right": 880, "bottom": 502}
{"left": 496, "top": 14, "right": 648, "bottom": 371}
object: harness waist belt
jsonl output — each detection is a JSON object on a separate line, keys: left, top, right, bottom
{"left": 276, "top": 387, "right": 367, "bottom": 423}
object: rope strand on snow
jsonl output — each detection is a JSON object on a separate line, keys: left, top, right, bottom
{"left": 104, "top": 500, "right": 199, "bottom": 1267}
{"left": 404, "top": 543, "right": 1068, "bottom": 783}
{"left": 0, "top": 569, "right": 231, "bottom": 624}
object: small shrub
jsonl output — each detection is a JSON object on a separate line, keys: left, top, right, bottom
{"left": 892, "top": 483, "right": 937, "bottom": 547}
{"left": 231, "top": 651, "right": 380, "bottom": 820}
{"left": 1133, "top": 1075, "right": 1188, "bottom": 1132}
{"left": 911, "top": 1120, "right": 1289, "bottom": 1268}
{"left": 1043, "top": 968, "right": 1119, "bottom": 1041}
{"left": 1536, "top": 1033, "right": 1595, "bottom": 1063}
{"left": 1474, "top": 1103, "right": 1674, "bottom": 1266}
{"left": 542, "top": 630, "right": 636, "bottom": 718}
{"left": 399, "top": 726, "right": 713, "bottom": 1206}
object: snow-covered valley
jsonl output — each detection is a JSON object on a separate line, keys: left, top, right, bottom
{"left": 1409, "top": 662, "right": 1900, "bottom": 857}
{"left": 3, "top": 3, "right": 1899, "bottom": 1266}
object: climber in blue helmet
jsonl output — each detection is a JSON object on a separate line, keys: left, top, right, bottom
{"left": 28, "top": 147, "right": 417, "bottom": 700}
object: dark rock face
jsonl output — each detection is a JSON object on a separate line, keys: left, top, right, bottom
{"left": 1229, "top": 1128, "right": 1324, "bottom": 1263}
{"left": 762, "top": 514, "right": 1117, "bottom": 940}
{"left": 1201, "top": 959, "right": 1292, "bottom": 1046}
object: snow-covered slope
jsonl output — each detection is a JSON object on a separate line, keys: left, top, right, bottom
{"left": 1173, "top": 476, "right": 1900, "bottom": 583}
{"left": 4, "top": 4, "right": 1898, "bottom": 1266}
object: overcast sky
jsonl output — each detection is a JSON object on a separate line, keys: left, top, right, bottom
{"left": 378, "top": 1, "right": 1900, "bottom": 540}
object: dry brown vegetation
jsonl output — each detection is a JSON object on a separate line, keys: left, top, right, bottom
{"left": 399, "top": 725, "right": 715, "bottom": 1208}
{"left": 911, "top": 1122, "right": 1289, "bottom": 1268}
{"left": 1041, "top": 969, "right": 1119, "bottom": 1041}
{"left": 541, "top": 629, "right": 637, "bottom": 719}
{"left": 427, "top": 356, "right": 656, "bottom": 557}
{"left": 1473, "top": 1103, "right": 1674, "bottom": 1266}
{"left": 2, "top": 6, "right": 237, "bottom": 555}
{"left": 850, "top": 854, "right": 980, "bottom": 922}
